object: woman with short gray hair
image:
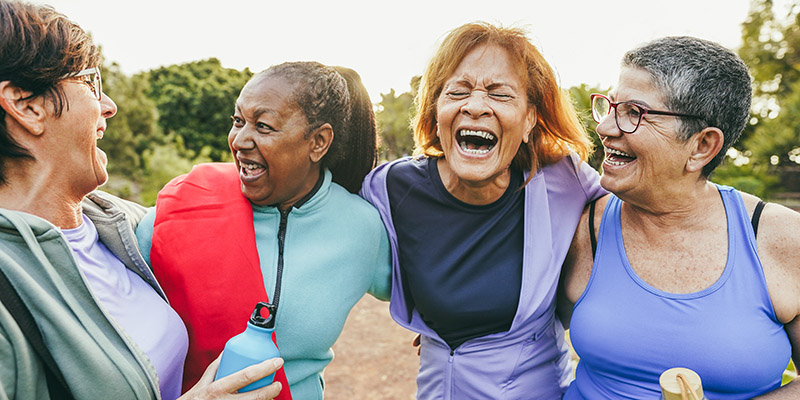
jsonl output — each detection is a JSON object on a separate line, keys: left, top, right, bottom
{"left": 559, "top": 36, "right": 800, "bottom": 399}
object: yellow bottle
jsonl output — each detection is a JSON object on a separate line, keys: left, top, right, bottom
{"left": 659, "top": 367, "right": 708, "bottom": 400}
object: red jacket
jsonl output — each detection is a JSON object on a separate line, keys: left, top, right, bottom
{"left": 151, "top": 163, "right": 291, "bottom": 398}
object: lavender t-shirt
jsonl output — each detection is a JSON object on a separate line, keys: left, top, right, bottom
{"left": 62, "top": 214, "right": 188, "bottom": 399}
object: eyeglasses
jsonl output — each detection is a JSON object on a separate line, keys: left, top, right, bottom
{"left": 66, "top": 67, "right": 102, "bottom": 100}
{"left": 590, "top": 93, "right": 703, "bottom": 134}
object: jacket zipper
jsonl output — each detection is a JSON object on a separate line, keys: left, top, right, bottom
{"left": 445, "top": 349, "right": 455, "bottom": 400}
{"left": 266, "top": 208, "right": 290, "bottom": 321}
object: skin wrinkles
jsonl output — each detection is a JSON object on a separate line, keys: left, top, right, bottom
{"left": 597, "top": 68, "right": 696, "bottom": 211}
{"left": 435, "top": 43, "right": 535, "bottom": 206}
{"left": 228, "top": 75, "right": 329, "bottom": 210}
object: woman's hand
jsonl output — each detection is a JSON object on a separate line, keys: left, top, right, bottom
{"left": 178, "top": 355, "right": 284, "bottom": 399}
{"left": 412, "top": 334, "right": 421, "bottom": 356}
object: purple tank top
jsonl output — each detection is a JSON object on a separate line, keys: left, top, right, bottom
{"left": 565, "top": 186, "right": 790, "bottom": 399}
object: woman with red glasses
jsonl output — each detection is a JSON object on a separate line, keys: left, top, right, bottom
{"left": 0, "top": 1, "right": 280, "bottom": 398}
{"left": 559, "top": 36, "right": 800, "bottom": 399}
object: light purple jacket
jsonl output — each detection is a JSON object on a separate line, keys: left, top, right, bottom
{"left": 360, "top": 154, "right": 606, "bottom": 400}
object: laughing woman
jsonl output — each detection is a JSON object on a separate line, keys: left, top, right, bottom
{"left": 0, "top": 1, "right": 281, "bottom": 399}
{"left": 559, "top": 36, "right": 800, "bottom": 400}
{"left": 136, "top": 62, "right": 391, "bottom": 400}
{"left": 360, "top": 22, "right": 605, "bottom": 399}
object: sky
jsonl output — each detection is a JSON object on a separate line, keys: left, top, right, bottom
{"left": 31, "top": 0, "right": 784, "bottom": 103}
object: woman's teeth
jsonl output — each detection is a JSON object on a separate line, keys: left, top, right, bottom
{"left": 458, "top": 129, "right": 496, "bottom": 154}
{"left": 460, "top": 142, "right": 491, "bottom": 154}
{"left": 241, "top": 162, "right": 265, "bottom": 175}
{"left": 604, "top": 147, "right": 636, "bottom": 166}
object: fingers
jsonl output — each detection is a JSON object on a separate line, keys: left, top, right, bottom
{"left": 196, "top": 354, "right": 223, "bottom": 386}
{"left": 215, "top": 358, "right": 284, "bottom": 394}
{"left": 237, "top": 380, "right": 283, "bottom": 400}
{"left": 413, "top": 334, "right": 421, "bottom": 357}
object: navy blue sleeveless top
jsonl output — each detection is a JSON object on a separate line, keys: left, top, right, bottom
{"left": 565, "top": 185, "right": 791, "bottom": 399}
{"left": 387, "top": 157, "right": 524, "bottom": 349}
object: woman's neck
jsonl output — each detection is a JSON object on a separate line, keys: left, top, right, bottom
{"left": 621, "top": 180, "right": 722, "bottom": 233}
{"left": 436, "top": 158, "right": 511, "bottom": 206}
{"left": 0, "top": 161, "right": 85, "bottom": 228}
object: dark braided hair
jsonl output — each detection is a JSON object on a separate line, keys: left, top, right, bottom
{"left": 0, "top": 0, "right": 100, "bottom": 184}
{"left": 259, "top": 62, "right": 378, "bottom": 193}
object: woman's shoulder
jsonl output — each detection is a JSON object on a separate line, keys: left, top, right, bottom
{"left": 740, "top": 191, "right": 800, "bottom": 324}
{"left": 329, "top": 182, "right": 383, "bottom": 219}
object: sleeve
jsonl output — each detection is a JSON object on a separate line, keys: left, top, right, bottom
{"left": 368, "top": 225, "right": 392, "bottom": 301}
{"left": 572, "top": 154, "right": 607, "bottom": 202}
{"left": 360, "top": 162, "right": 394, "bottom": 301}
{"left": 0, "top": 322, "right": 16, "bottom": 399}
{"left": 134, "top": 206, "right": 157, "bottom": 266}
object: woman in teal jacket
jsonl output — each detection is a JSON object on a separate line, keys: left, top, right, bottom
{"left": 136, "top": 62, "right": 391, "bottom": 400}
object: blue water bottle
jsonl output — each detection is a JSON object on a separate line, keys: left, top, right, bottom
{"left": 214, "top": 302, "right": 280, "bottom": 392}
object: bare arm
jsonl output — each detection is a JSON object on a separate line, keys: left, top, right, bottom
{"left": 749, "top": 198, "right": 800, "bottom": 399}
{"left": 557, "top": 194, "right": 609, "bottom": 328}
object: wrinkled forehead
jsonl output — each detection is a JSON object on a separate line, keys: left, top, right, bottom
{"left": 610, "top": 67, "right": 666, "bottom": 106}
{"left": 237, "top": 74, "right": 302, "bottom": 116}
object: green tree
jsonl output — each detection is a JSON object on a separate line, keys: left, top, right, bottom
{"left": 568, "top": 84, "right": 610, "bottom": 171}
{"left": 732, "top": 0, "right": 800, "bottom": 195}
{"left": 100, "top": 62, "right": 161, "bottom": 178}
{"left": 146, "top": 58, "right": 252, "bottom": 161}
{"left": 137, "top": 134, "right": 213, "bottom": 206}
{"left": 376, "top": 76, "right": 420, "bottom": 162}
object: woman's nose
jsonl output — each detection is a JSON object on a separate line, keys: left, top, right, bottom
{"left": 461, "top": 91, "right": 492, "bottom": 118}
{"left": 595, "top": 112, "right": 621, "bottom": 139}
{"left": 230, "top": 127, "right": 254, "bottom": 150}
{"left": 100, "top": 92, "right": 117, "bottom": 118}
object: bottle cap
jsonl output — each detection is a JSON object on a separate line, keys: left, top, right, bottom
{"left": 660, "top": 367, "right": 704, "bottom": 400}
{"left": 250, "top": 302, "right": 275, "bottom": 329}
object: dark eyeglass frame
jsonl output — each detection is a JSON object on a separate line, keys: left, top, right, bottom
{"left": 590, "top": 93, "right": 703, "bottom": 134}
{"left": 66, "top": 67, "right": 102, "bottom": 100}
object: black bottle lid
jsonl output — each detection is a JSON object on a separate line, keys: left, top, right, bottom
{"left": 250, "top": 302, "right": 276, "bottom": 329}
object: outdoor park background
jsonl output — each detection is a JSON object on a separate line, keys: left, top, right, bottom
{"left": 48, "top": 0, "right": 799, "bottom": 212}
{"left": 45, "top": 0, "right": 800, "bottom": 397}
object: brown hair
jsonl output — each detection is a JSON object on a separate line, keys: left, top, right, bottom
{"left": 0, "top": 0, "right": 100, "bottom": 184}
{"left": 413, "top": 22, "right": 592, "bottom": 177}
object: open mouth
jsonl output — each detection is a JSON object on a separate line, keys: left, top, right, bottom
{"left": 604, "top": 147, "right": 637, "bottom": 166}
{"left": 457, "top": 129, "right": 497, "bottom": 155}
{"left": 240, "top": 161, "right": 266, "bottom": 177}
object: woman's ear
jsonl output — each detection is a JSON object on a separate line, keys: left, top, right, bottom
{"left": 0, "top": 81, "right": 47, "bottom": 136}
{"left": 523, "top": 107, "right": 537, "bottom": 144}
{"left": 686, "top": 127, "right": 724, "bottom": 173}
{"left": 309, "top": 123, "right": 334, "bottom": 163}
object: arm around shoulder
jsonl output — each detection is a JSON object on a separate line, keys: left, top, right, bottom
{"left": 558, "top": 194, "right": 609, "bottom": 328}
{"left": 134, "top": 206, "right": 157, "bottom": 266}
{"left": 367, "top": 210, "right": 392, "bottom": 302}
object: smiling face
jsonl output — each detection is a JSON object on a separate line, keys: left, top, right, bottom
{"left": 597, "top": 67, "right": 695, "bottom": 200}
{"left": 435, "top": 43, "right": 535, "bottom": 201}
{"left": 228, "top": 75, "right": 322, "bottom": 208}
{"left": 45, "top": 76, "right": 117, "bottom": 196}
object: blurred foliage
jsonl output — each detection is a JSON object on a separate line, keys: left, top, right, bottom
{"left": 735, "top": 0, "right": 800, "bottom": 197}
{"left": 101, "top": 58, "right": 243, "bottom": 205}
{"left": 100, "top": 62, "right": 161, "bottom": 179}
{"left": 568, "top": 84, "right": 611, "bottom": 171}
{"left": 376, "top": 76, "right": 420, "bottom": 162}
{"left": 97, "top": 0, "right": 800, "bottom": 206}
{"left": 146, "top": 58, "right": 252, "bottom": 162}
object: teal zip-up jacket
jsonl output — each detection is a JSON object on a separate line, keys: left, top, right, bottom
{"left": 136, "top": 167, "right": 392, "bottom": 400}
{"left": 0, "top": 191, "right": 163, "bottom": 399}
